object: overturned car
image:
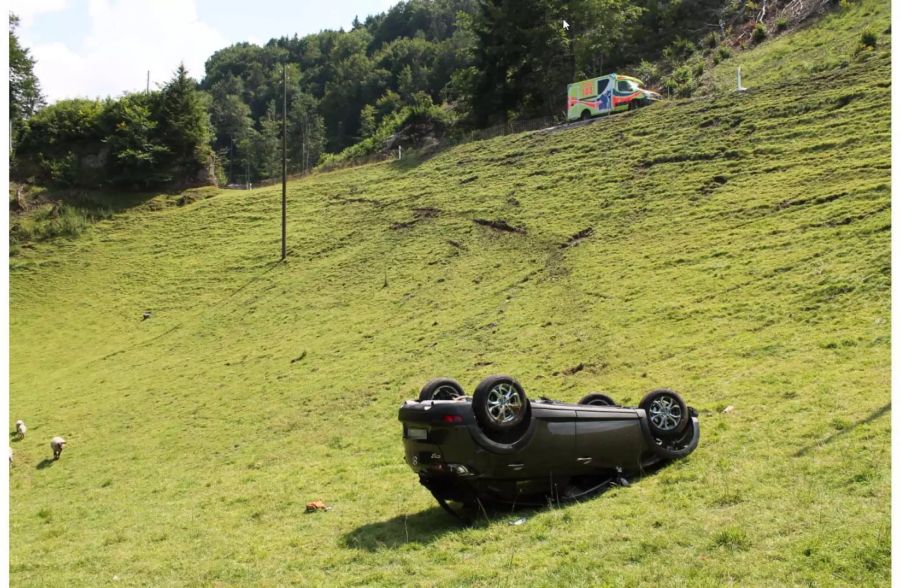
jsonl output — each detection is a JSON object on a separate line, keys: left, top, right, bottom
{"left": 399, "top": 375, "right": 699, "bottom": 514}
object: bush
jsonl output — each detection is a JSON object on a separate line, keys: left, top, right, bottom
{"left": 752, "top": 23, "right": 767, "bottom": 44}
{"left": 692, "top": 60, "right": 705, "bottom": 78}
{"left": 713, "top": 46, "right": 732, "bottom": 65}
{"left": 663, "top": 38, "right": 697, "bottom": 67}
{"left": 702, "top": 32, "right": 720, "bottom": 50}
{"left": 633, "top": 60, "right": 661, "bottom": 87}
{"left": 318, "top": 95, "right": 455, "bottom": 167}
{"left": 665, "top": 65, "right": 698, "bottom": 98}
{"left": 859, "top": 30, "right": 878, "bottom": 49}
{"left": 776, "top": 17, "right": 789, "bottom": 31}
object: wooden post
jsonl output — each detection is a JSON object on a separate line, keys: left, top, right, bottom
{"left": 281, "top": 63, "right": 287, "bottom": 261}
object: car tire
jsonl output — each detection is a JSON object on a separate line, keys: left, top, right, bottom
{"left": 418, "top": 378, "right": 465, "bottom": 401}
{"left": 578, "top": 393, "right": 616, "bottom": 406}
{"left": 649, "top": 417, "right": 700, "bottom": 460}
{"left": 580, "top": 109, "right": 591, "bottom": 121}
{"left": 473, "top": 375, "right": 529, "bottom": 432}
{"left": 640, "top": 388, "right": 689, "bottom": 439}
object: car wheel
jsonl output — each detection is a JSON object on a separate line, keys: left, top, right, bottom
{"left": 473, "top": 375, "right": 529, "bottom": 431}
{"left": 418, "top": 377, "right": 465, "bottom": 401}
{"left": 580, "top": 109, "right": 591, "bottom": 121}
{"left": 640, "top": 389, "right": 689, "bottom": 438}
{"left": 649, "top": 417, "right": 700, "bottom": 460}
{"left": 578, "top": 393, "right": 616, "bottom": 406}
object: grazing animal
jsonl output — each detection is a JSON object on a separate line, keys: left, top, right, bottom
{"left": 50, "top": 436, "right": 66, "bottom": 460}
{"left": 14, "top": 420, "right": 26, "bottom": 439}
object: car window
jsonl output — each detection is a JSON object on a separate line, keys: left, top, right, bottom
{"left": 596, "top": 79, "right": 609, "bottom": 95}
{"left": 617, "top": 80, "right": 636, "bottom": 93}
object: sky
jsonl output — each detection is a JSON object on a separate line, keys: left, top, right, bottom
{"left": 10, "top": 0, "right": 400, "bottom": 104}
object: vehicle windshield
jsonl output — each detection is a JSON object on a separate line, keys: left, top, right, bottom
{"left": 618, "top": 80, "right": 639, "bottom": 92}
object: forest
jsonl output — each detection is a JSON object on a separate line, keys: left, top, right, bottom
{"left": 11, "top": 0, "right": 785, "bottom": 188}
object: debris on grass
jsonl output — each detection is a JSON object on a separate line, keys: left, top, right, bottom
{"left": 391, "top": 220, "right": 416, "bottom": 230}
{"left": 562, "top": 363, "right": 585, "bottom": 375}
{"left": 473, "top": 218, "right": 526, "bottom": 234}
{"left": 508, "top": 517, "right": 527, "bottom": 526}
{"left": 413, "top": 207, "right": 440, "bottom": 219}
{"left": 305, "top": 500, "right": 331, "bottom": 513}
{"left": 560, "top": 227, "right": 594, "bottom": 248}
{"left": 723, "top": 405, "right": 735, "bottom": 413}
{"left": 291, "top": 351, "right": 307, "bottom": 364}
{"left": 392, "top": 207, "right": 442, "bottom": 230}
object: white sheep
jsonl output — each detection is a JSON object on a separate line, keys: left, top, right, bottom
{"left": 14, "top": 420, "right": 26, "bottom": 439}
{"left": 50, "top": 436, "right": 66, "bottom": 460}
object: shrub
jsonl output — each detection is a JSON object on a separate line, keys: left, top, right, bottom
{"left": 713, "top": 46, "right": 732, "bottom": 65}
{"left": 692, "top": 60, "right": 705, "bottom": 78}
{"left": 662, "top": 38, "right": 697, "bottom": 66}
{"left": 702, "top": 31, "right": 720, "bottom": 50}
{"left": 665, "top": 65, "right": 698, "bottom": 98}
{"left": 859, "top": 30, "right": 878, "bottom": 49}
{"left": 318, "top": 95, "right": 455, "bottom": 168}
{"left": 752, "top": 23, "right": 767, "bottom": 44}
{"left": 633, "top": 60, "right": 661, "bottom": 87}
{"left": 776, "top": 17, "right": 789, "bottom": 31}
{"left": 51, "top": 206, "right": 88, "bottom": 238}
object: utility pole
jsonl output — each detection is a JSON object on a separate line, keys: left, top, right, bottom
{"left": 146, "top": 71, "right": 150, "bottom": 93}
{"left": 281, "top": 63, "right": 287, "bottom": 261}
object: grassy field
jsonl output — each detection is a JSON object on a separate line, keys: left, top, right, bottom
{"left": 705, "top": 0, "right": 891, "bottom": 92}
{"left": 9, "top": 5, "right": 890, "bottom": 585}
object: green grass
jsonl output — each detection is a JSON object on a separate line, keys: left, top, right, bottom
{"left": 704, "top": 0, "right": 890, "bottom": 92}
{"left": 9, "top": 185, "right": 221, "bottom": 256}
{"left": 9, "top": 20, "right": 890, "bottom": 587}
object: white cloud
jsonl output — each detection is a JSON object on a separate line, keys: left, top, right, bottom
{"left": 9, "top": 0, "right": 69, "bottom": 28}
{"left": 26, "top": 0, "right": 228, "bottom": 102}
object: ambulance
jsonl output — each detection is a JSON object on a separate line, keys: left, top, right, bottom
{"left": 566, "top": 73, "right": 661, "bottom": 121}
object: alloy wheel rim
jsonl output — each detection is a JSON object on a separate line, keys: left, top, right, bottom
{"left": 485, "top": 383, "right": 524, "bottom": 424}
{"left": 649, "top": 395, "right": 682, "bottom": 431}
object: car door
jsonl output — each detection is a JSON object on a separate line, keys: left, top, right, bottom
{"left": 513, "top": 405, "right": 577, "bottom": 477}
{"left": 595, "top": 78, "right": 612, "bottom": 114}
{"left": 575, "top": 408, "right": 645, "bottom": 470}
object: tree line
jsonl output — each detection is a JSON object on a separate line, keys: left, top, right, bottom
{"left": 11, "top": 0, "right": 758, "bottom": 189}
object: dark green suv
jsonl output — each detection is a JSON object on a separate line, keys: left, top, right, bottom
{"left": 399, "top": 375, "right": 699, "bottom": 516}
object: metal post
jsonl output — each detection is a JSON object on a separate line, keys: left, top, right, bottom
{"left": 281, "top": 63, "right": 287, "bottom": 261}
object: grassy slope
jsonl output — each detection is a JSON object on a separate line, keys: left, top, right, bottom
{"left": 10, "top": 7, "right": 890, "bottom": 586}
{"left": 706, "top": 0, "right": 891, "bottom": 91}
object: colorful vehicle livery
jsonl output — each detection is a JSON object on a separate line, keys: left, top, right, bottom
{"left": 567, "top": 73, "right": 661, "bottom": 121}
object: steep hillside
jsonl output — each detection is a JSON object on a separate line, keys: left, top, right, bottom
{"left": 9, "top": 30, "right": 890, "bottom": 588}
{"left": 705, "top": 0, "right": 890, "bottom": 91}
